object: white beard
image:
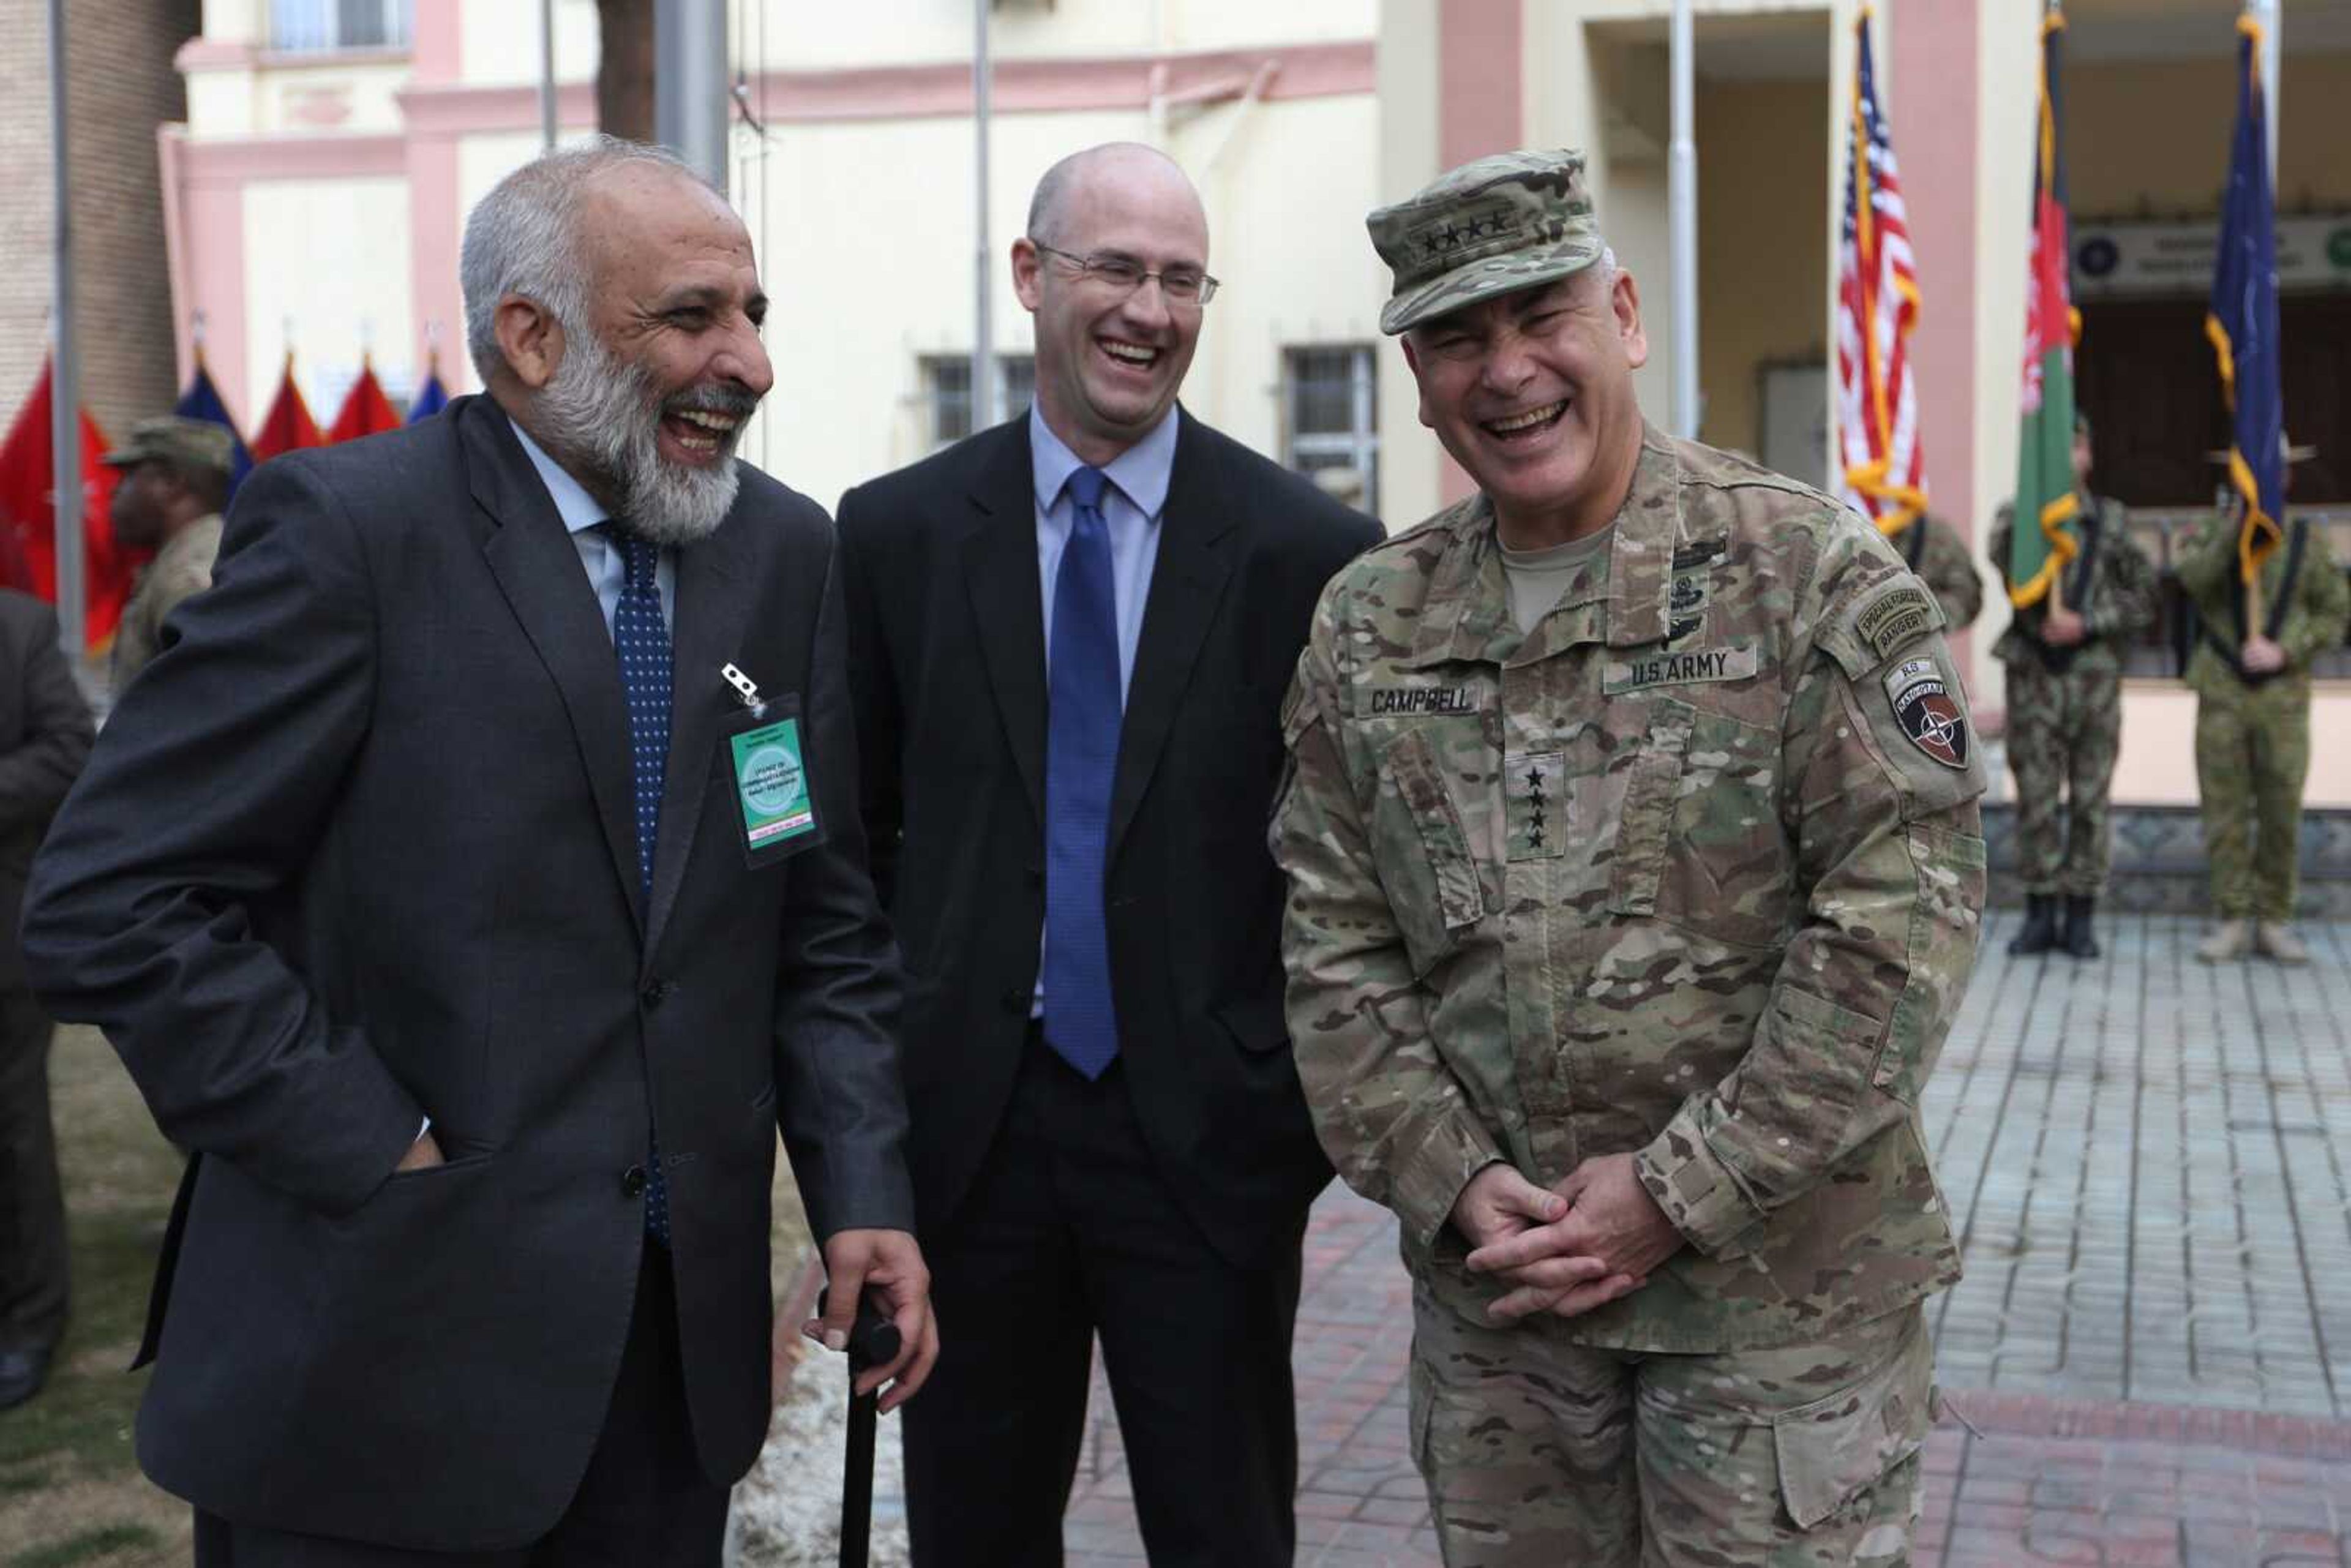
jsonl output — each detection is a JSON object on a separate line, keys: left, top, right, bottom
{"left": 533, "top": 326, "right": 753, "bottom": 546}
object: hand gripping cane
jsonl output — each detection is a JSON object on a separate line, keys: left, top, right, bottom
{"left": 820, "top": 1288, "right": 902, "bottom": 1568}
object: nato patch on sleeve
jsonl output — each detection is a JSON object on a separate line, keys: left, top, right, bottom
{"left": 1881, "top": 656, "right": 1970, "bottom": 770}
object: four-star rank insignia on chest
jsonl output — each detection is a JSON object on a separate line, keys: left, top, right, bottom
{"left": 1882, "top": 656, "right": 1970, "bottom": 770}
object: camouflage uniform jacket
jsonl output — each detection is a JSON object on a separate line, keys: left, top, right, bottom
{"left": 111, "top": 512, "right": 223, "bottom": 689}
{"left": 1987, "top": 496, "right": 2158, "bottom": 678}
{"left": 1891, "top": 513, "right": 1983, "bottom": 634}
{"left": 2173, "top": 509, "right": 2350, "bottom": 700}
{"left": 1275, "top": 427, "right": 1987, "bottom": 1352}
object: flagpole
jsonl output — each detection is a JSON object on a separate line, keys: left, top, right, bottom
{"left": 47, "top": 0, "right": 82, "bottom": 661}
{"left": 1668, "top": 0, "right": 1700, "bottom": 440}
{"left": 539, "top": 0, "right": 558, "bottom": 152}
{"left": 2255, "top": 0, "right": 2279, "bottom": 186}
{"left": 972, "top": 0, "right": 996, "bottom": 434}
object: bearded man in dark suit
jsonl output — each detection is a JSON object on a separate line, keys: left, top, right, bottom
{"left": 22, "top": 137, "right": 934, "bottom": 1566}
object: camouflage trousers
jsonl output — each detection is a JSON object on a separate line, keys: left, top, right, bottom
{"left": 1409, "top": 1285, "right": 1933, "bottom": 1567}
{"left": 2195, "top": 678, "right": 2312, "bottom": 920}
{"left": 2003, "top": 659, "right": 2123, "bottom": 897}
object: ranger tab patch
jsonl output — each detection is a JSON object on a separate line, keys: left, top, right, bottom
{"left": 1854, "top": 585, "right": 1937, "bottom": 664}
{"left": 1882, "top": 656, "right": 1969, "bottom": 770}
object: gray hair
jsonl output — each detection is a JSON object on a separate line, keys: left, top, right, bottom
{"left": 459, "top": 135, "right": 714, "bottom": 383}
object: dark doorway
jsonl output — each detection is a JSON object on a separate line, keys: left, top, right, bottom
{"left": 2077, "top": 293, "right": 2350, "bottom": 506}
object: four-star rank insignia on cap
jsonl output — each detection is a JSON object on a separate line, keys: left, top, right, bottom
{"left": 1882, "top": 656, "right": 1970, "bottom": 770}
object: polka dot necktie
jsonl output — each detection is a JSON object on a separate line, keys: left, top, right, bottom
{"left": 1041, "top": 466, "right": 1122, "bottom": 1079}
{"left": 612, "top": 527, "right": 672, "bottom": 1245}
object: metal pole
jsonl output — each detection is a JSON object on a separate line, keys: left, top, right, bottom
{"left": 1668, "top": 0, "right": 1700, "bottom": 440}
{"left": 47, "top": 0, "right": 82, "bottom": 661}
{"left": 539, "top": 0, "right": 558, "bottom": 151}
{"left": 2257, "top": 0, "right": 2280, "bottom": 188}
{"left": 655, "top": 0, "right": 729, "bottom": 188}
{"left": 972, "top": 0, "right": 997, "bottom": 432}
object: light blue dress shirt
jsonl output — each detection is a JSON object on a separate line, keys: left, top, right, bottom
{"left": 511, "top": 422, "right": 677, "bottom": 634}
{"left": 1027, "top": 403, "right": 1176, "bottom": 1015}
{"left": 1029, "top": 402, "right": 1175, "bottom": 702}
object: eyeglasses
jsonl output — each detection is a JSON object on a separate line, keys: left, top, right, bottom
{"left": 1031, "top": 242, "right": 1220, "bottom": 306}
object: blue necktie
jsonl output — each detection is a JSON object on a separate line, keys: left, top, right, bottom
{"left": 1042, "top": 467, "right": 1123, "bottom": 1079}
{"left": 612, "top": 528, "right": 672, "bottom": 1244}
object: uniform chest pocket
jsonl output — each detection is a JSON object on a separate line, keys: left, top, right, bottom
{"left": 1606, "top": 697, "right": 1787, "bottom": 949}
{"left": 1371, "top": 728, "right": 1490, "bottom": 977}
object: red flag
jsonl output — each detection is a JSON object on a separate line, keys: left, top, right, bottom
{"left": 328, "top": 357, "right": 402, "bottom": 443}
{"left": 0, "top": 359, "right": 139, "bottom": 650}
{"left": 252, "top": 353, "right": 323, "bottom": 461}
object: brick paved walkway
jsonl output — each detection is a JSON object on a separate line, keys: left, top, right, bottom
{"left": 1055, "top": 913, "right": 2351, "bottom": 1565}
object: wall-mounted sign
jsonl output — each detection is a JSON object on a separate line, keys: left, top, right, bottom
{"left": 2074, "top": 215, "right": 2351, "bottom": 298}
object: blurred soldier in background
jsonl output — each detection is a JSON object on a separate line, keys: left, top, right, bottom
{"left": 2177, "top": 437, "right": 2350, "bottom": 964}
{"left": 1989, "top": 412, "right": 2158, "bottom": 959}
{"left": 103, "top": 418, "right": 234, "bottom": 691}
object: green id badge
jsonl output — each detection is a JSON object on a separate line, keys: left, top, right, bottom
{"left": 727, "top": 705, "right": 825, "bottom": 866}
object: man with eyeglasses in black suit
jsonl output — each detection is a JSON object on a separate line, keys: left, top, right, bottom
{"left": 836, "top": 142, "right": 1379, "bottom": 1566}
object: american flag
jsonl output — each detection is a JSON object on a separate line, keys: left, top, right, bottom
{"left": 1835, "top": 6, "right": 1928, "bottom": 536}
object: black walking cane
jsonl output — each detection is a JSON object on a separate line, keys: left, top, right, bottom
{"left": 820, "top": 1288, "right": 902, "bottom": 1568}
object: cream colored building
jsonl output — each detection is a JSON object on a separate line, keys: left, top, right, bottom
{"left": 164, "top": 0, "right": 2350, "bottom": 801}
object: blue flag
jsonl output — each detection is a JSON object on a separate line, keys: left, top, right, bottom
{"left": 2206, "top": 12, "right": 2283, "bottom": 585}
{"left": 407, "top": 369, "right": 449, "bottom": 424}
{"left": 173, "top": 359, "right": 256, "bottom": 499}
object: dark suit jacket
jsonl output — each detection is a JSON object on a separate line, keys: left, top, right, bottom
{"left": 836, "top": 410, "right": 1378, "bottom": 1268}
{"left": 20, "top": 397, "right": 912, "bottom": 1550}
{"left": 0, "top": 591, "right": 91, "bottom": 990}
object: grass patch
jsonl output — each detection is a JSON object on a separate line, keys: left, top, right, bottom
{"left": 0, "top": 1026, "right": 187, "bottom": 1564}
{"left": 2, "top": 1026, "right": 822, "bottom": 1564}
{"left": 7, "top": 1524, "right": 161, "bottom": 1568}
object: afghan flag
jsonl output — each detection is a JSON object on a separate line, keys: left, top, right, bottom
{"left": 173, "top": 351, "right": 255, "bottom": 499}
{"left": 252, "top": 351, "right": 323, "bottom": 462}
{"left": 2006, "top": 4, "right": 2080, "bottom": 610}
{"left": 2207, "top": 10, "right": 2284, "bottom": 586}
{"left": 0, "top": 359, "right": 139, "bottom": 650}
{"left": 328, "top": 356, "right": 403, "bottom": 443}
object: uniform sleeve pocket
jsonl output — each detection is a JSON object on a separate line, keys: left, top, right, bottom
{"left": 1373, "top": 729, "right": 1487, "bottom": 975}
{"left": 1772, "top": 1319, "right": 1934, "bottom": 1530}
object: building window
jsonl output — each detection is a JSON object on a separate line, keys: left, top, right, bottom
{"left": 271, "top": 0, "right": 412, "bottom": 53}
{"left": 1285, "top": 345, "right": 1378, "bottom": 517}
{"left": 923, "top": 354, "right": 1036, "bottom": 448}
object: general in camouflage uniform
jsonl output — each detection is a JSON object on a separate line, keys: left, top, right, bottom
{"left": 1273, "top": 149, "right": 1987, "bottom": 1568}
{"left": 1987, "top": 416, "right": 2158, "bottom": 959}
{"left": 1889, "top": 512, "right": 1982, "bottom": 636}
{"left": 2174, "top": 446, "right": 2350, "bottom": 964}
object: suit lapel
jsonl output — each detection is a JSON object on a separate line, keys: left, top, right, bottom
{"left": 465, "top": 400, "right": 645, "bottom": 934}
{"left": 961, "top": 424, "right": 1048, "bottom": 826}
{"left": 645, "top": 517, "right": 753, "bottom": 957}
{"left": 1108, "top": 415, "right": 1236, "bottom": 861}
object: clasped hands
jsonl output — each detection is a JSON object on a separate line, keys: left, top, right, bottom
{"left": 2040, "top": 607, "right": 2087, "bottom": 648}
{"left": 1450, "top": 1155, "right": 1685, "bottom": 1324}
{"left": 2241, "top": 634, "right": 2285, "bottom": 675}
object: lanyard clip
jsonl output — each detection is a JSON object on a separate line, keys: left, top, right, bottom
{"left": 721, "top": 662, "right": 767, "bottom": 718}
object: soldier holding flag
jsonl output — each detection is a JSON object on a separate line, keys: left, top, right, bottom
{"left": 2178, "top": 437, "right": 2347, "bottom": 964}
{"left": 2183, "top": 9, "right": 2350, "bottom": 964}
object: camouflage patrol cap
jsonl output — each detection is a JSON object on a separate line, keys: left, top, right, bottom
{"left": 1367, "top": 148, "right": 1604, "bottom": 336}
{"left": 102, "top": 417, "right": 234, "bottom": 479}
